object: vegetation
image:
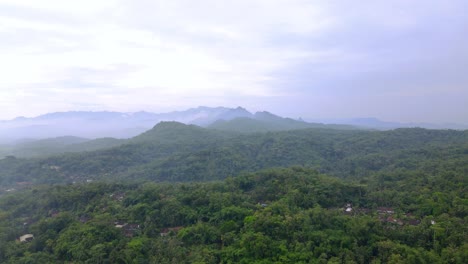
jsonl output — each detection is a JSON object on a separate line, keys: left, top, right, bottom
{"left": 0, "top": 123, "right": 466, "bottom": 186}
{"left": 0, "top": 167, "right": 466, "bottom": 263}
{"left": 0, "top": 123, "right": 466, "bottom": 263}
{"left": 208, "top": 114, "right": 356, "bottom": 133}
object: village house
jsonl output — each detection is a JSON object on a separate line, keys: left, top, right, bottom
{"left": 160, "top": 226, "right": 184, "bottom": 236}
{"left": 376, "top": 207, "right": 395, "bottom": 215}
{"left": 110, "top": 192, "right": 125, "bottom": 202}
{"left": 344, "top": 203, "right": 353, "bottom": 214}
{"left": 114, "top": 221, "right": 127, "bottom": 228}
{"left": 19, "top": 234, "right": 34, "bottom": 243}
{"left": 383, "top": 216, "right": 404, "bottom": 226}
{"left": 114, "top": 221, "right": 140, "bottom": 237}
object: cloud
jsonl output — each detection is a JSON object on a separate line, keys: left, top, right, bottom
{"left": 0, "top": 0, "right": 322, "bottom": 117}
{"left": 0, "top": 0, "right": 467, "bottom": 123}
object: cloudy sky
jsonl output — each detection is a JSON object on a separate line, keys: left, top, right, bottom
{"left": 1, "top": 0, "right": 467, "bottom": 124}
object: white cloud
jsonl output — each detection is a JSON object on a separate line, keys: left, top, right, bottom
{"left": 0, "top": 0, "right": 333, "bottom": 119}
{"left": 0, "top": 0, "right": 467, "bottom": 123}
{"left": 0, "top": 0, "right": 119, "bottom": 16}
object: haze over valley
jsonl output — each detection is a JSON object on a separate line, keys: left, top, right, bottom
{"left": 2, "top": 106, "right": 467, "bottom": 144}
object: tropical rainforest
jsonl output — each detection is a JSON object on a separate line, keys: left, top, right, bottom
{"left": 0, "top": 121, "right": 467, "bottom": 263}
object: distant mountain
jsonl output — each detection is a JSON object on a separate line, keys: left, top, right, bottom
{"left": 0, "top": 136, "right": 125, "bottom": 158}
{"left": 0, "top": 106, "right": 363, "bottom": 142}
{"left": 209, "top": 111, "right": 356, "bottom": 133}
{"left": 130, "top": 121, "right": 234, "bottom": 144}
{"left": 0, "top": 107, "right": 255, "bottom": 141}
{"left": 0, "top": 111, "right": 358, "bottom": 157}
{"left": 170, "top": 106, "right": 253, "bottom": 126}
{"left": 309, "top": 117, "right": 468, "bottom": 130}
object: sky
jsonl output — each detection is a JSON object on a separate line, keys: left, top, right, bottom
{"left": 0, "top": 0, "right": 467, "bottom": 124}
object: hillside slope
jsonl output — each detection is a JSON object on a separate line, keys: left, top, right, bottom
{"left": 0, "top": 123, "right": 466, "bottom": 186}
{"left": 0, "top": 167, "right": 465, "bottom": 263}
{"left": 208, "top": 112, "right": 356, "bottom": 133}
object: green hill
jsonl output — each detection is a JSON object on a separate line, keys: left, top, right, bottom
{"left": 131, "top": 121, "right": 234, "bottom": 144}
{"left": 208, "top": 113, "right": 356, "bottom": 133}
{"left": 0, "top": 122, "right": 466, "bottom": 186}
{"left": 0, "top": 167, "right": 465, "bottom": 263}
{"left": 0, "top": 122, "right": 466, "bottom": 263}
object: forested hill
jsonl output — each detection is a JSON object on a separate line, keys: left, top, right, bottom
{"left": 208, "top": 114, "right": 356, "bottom": 133}
{"left": 0, "top": 167, "right": 466, "bottom": 263}
{"left": 0, "top": 123, "right": 467, "bottom": 263}
{"left": 130, "top": 121, "right": 236, "bottom": 144}
{"left": 0, "top": 122, "right": 467, "bottom": 186}
{"left": 2, "top": 111, "right": 341, "bottom": 159}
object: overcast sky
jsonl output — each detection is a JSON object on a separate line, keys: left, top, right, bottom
{"left": 1, "top": 0, "right": 467, "bottom": 124}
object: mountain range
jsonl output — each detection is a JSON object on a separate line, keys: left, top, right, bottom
{"left": 1, "top": 120, "right": 467, "bottom": 186}
{"left": 1, "top": 109, "right": 466, "bottom": 263}
{"left": 1, "top": 106, "right": 466, "bottom": 145}
{"left": 308, "top": 117, "right": 468, "bottom": 130}
{"left": 0, "top": 106, "right": 356, "bottom": 143}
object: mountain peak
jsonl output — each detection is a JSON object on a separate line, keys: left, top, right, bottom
{"left": 4, "top": 106, "right": 353, "bottom": 142}
{"left": 132, "top": 121, "right": 203, "bottom": 143}
{"left": 152, "top": 121, "right": 191, "bottom": 130}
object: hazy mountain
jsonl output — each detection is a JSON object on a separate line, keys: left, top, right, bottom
{"left": 6, "top": 106, "right": 464, "bottom": 144}
{"left": 0, "top": 136, "right": 125, "bottom": 158}
{"left": 209, "top": 111, "right": 357, "bottom": 133}
{"left": 164, "top": 106, "right": 253, "bottom": 126}
{"left": 0, "top": 106, "right": 254, "bottom": 142}
{"left": 130, "top": 121, "right": 234, "bottom": 144}
{"left": 0, "top": 106, "right": 362, "bottom": 142}
{"left": 310, "top": 117, "right": 468, "bottom": 130}
{"left": 0, "top": 107, "right": 359, "bottom": 157}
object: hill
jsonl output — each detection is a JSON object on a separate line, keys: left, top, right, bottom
{"left": 309, "top": 117, "right": 468, "bottom": 130}
{"left": 0, "top": 106, "right": 360, "bottom": 142}
{"left": 0, "top": 123, "right": 466, "bottom": 263}
{"left": 0, "top": 123, "right": 466, "bottom": 186}
{"left": 209, "top": 111, "right": 357, "bottom": 133}
{"left": 0, "top": 107, "right": 254, "bottom": 141}
{"left": 0, "top": 167, "right": 465, "bottom": 263}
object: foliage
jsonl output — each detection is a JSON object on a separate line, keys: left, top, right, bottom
{"left": 1, "top": 124, "right": 467, "bottom": 186}
{"left": 0, "top": 125, "right": 466, "bottom": 262}
{"left": 0, "top": 167, "right": 466, "bottom": 263}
